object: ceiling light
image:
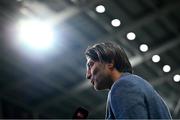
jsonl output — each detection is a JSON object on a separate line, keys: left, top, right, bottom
{"left": 95, "top": 5, "right": 105, "bottom": 13}
{"left": 17, "top": 19, "right": 55, "bottom": 51}
{"left": 127, "top": 32, "right": 136, "bottom": 40}
{"left": 173, "top": 74, "right": 180, "bottom": 82}
{"left": 152, "top": 55, "right": 160, "bottom": 63}
{"left": 163, "top": 65, "right": 171, "bottom": 73}
{"left": 111, "top": 19, "right": 121, "bottom": 27}
{"left": 139, "top": 44, "right": 148, "bottom": 52}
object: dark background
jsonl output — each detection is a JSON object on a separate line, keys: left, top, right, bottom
{"left": 0, "top": 0, "right": 180, "bottom": 119}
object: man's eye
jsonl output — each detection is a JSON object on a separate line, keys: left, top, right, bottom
{"left": 87, "top": 62, "right": 94, "bottom": 68}
{"left": 89, "top": 62, "right": 94, "bottom": 67}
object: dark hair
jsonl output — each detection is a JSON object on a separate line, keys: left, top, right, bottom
{"left": 85, "top": 42, "right": 133, "bottom": 73}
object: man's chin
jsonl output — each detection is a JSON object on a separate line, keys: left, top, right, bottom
{"left": 94, "top": 85, "right": 105, "bottom": 91}
{"left": 94, "top": 87, "right": 100, "bottom": 91}
{"left": 94, "top": 85, "right": 100, "bottom": 91}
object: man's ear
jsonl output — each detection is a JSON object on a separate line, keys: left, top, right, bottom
{"left": 107, "top": 63, "right": 114, "bottom": 71}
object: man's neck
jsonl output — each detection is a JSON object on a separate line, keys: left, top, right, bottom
{"left": 111, "top": 70, "right": 123, "bottom": 82}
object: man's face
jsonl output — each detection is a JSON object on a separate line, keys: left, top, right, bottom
{"left": 86, "top": 57, "right": 113, "bottom": 90}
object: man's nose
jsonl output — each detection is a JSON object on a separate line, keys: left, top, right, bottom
{"left": 86, "top": 69, "right": 91, "bottom": 79}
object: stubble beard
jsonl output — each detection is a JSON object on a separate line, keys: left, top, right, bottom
{"left": 94, "top": 69, "right": 114, "bottom": 91}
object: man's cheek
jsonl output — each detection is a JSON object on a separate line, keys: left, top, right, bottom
{"left": 92, "top": 67, "right": 99, "bottom": 75}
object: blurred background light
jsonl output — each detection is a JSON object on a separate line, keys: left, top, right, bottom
{"left": 17, "top": 19, "right": 55, "bottom": 51}
{"left": 111, "top": 19, "right": 121, "bottom": 27}
{"left": 95, "top": 5, "right": 105, "bottom": 13}
{"left": 127, "top": 32, "right": 136, "bottom": 40}
{"left": 152, "top": 55, "right": 160, "bottom": 63}
{"left": 173, "top": 74, "right": 180, "bottom": 82}
{"left": 163, "top": 65, "right": 171, "bottom": 73}
{"left": 139, "top": 44, "right": 148, "bottom": 52}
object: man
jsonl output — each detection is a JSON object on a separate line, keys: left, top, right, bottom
{"left": 85, "top": 42, "right": 172, "bottom": 119}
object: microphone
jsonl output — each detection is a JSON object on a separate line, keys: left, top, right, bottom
{"left": 72, "top": 107, "right": 89, "bottom": 119}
